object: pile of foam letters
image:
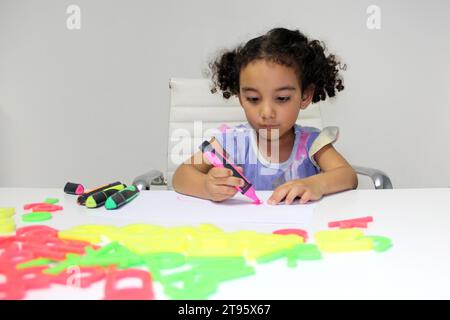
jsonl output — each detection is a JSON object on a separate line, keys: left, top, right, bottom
{"left": 0, "top": 203, "right": 392, "bottom": 300}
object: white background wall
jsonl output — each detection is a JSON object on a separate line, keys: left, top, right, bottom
{"left": 1, "top": 0, "right": 449, "bottom": 189}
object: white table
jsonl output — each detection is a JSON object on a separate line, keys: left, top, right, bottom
{"left": 1, "top": 188, "right": 450, "bottom": 299}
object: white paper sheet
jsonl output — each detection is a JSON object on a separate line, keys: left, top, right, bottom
{"left": 85, "top": 191, "right": 316, "bottom": 229}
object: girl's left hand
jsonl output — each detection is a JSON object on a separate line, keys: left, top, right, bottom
{"left": 267, "top": 178, "right": 324, "bottom": 205}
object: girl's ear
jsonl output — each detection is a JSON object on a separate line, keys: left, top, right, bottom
{"left": 299, "top": 85, "right": 315, "bottom": 109}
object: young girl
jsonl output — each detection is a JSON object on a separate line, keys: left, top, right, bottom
{"left": 172, "top": 27, "right": 357, "bottom": 205}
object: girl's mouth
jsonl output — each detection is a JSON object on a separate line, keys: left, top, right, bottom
{"left": 260, "top": 125, "right": 279, "bottom": 130}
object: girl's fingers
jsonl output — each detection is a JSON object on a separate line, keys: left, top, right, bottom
{"left": 210, "top": 166, "right": 243, "bottom": 178}
{"left": 215, "top": 185, "right": 238, "bottom": 196}
{"left": 285, "top": 187, "right": 306, "bottom": 205}
{"left": 215, "top": 176, "right": 244, "bottom": 187}
{"left": 299, "top": 190, "right": 312, "bottom": 204}
{"left": 207, "top": 166, "right": 245, "bottom": 201}
{"left": 209, "top": 167, "right": 232, "bottom": 178}
{"left": 267, "top": 186, "right": 290, "bottom": 205}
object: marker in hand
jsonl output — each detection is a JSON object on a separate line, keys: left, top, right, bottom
{"left": 200, "top": 140, "right": 261, "bottom": 204}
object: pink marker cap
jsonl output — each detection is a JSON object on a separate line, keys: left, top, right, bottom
{"left": 75, "top": 185, "right": 84, "bottom": 195}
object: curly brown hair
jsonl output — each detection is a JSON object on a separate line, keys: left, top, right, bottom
{"left": 209, "top": 28, "right": 345, "bottom": 103}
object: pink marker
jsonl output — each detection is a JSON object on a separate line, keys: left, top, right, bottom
{"left": 200, "top": 140, "right": 261, "bottom": 204}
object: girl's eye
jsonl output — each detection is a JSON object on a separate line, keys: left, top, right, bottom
{"left": 277, "top": 96, "right": 291, "bottom": 102}
{"left": 246, "top": 97, "right": 259, "bottom": 103}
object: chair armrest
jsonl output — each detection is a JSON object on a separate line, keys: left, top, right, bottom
{"left": 352, "top": 165, "right": 393, "bottom": 190}
{"left": 132, "top": 170, "right": 167, "bottom": 191}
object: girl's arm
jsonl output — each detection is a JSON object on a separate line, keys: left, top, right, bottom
{"left": 172, "top": 150, "right": 244, "bottom": 201}
{"left": 306, "top": 144, "right": 358, "bottom": 195}
{"left": 172, "top": 151, "right": 212, "bottom": 200}
{"left": 268, "top": 144, "right": 357, "bottom": 205}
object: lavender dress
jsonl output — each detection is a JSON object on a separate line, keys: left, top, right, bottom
{"left": 209, "top": 123, "right": 339, "bottom": 190}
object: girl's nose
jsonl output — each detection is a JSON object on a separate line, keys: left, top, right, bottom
{"left": 260, "top": 103, "right": 275, "bottom": 120}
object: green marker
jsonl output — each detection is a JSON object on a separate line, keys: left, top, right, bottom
{"left": 85, "top": 184, "right": 127, "bottom": 208}
{"left": 105, "top": 185, "right": 140, "bottom": 210}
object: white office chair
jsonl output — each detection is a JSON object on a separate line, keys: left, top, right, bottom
{"left": 133, "top": 78, "right": 393, "bottom": 190}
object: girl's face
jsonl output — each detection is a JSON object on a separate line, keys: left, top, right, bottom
{"left": 238, "top": 59, "right": 310, "bottom": 142}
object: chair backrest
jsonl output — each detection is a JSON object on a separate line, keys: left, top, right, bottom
{"left": 167, "top": 77, "right": 323, "bottom": 188}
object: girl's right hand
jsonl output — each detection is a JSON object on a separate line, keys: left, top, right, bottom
{"left": 204, "top": 166, "right": 244, "bottom": 202}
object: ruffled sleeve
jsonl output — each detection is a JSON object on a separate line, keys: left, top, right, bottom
{"left": 308, "top": 126, "right": 339, "bottom": 170}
